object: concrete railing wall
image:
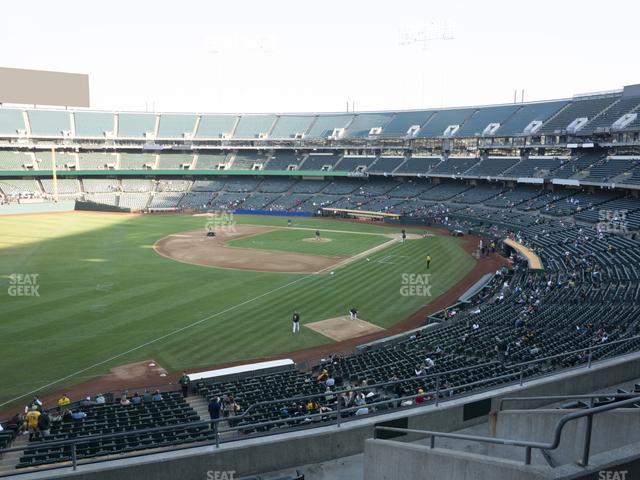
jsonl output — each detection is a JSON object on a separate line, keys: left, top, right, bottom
{"left": 363, "top": 439, "right": 552, "bottom": 480}
{"left": 0, "top": 201, "right": 75, "bottom": 215}
{"left": 490, "top": 409, "right": 640, "bottom": 466}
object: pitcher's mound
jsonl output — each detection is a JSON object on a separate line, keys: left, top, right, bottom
{"left": 302, "top": 237, "right": 332, "bottom": 243}
{"left": 305, "top": 316, "right": 385, "bottom": 342}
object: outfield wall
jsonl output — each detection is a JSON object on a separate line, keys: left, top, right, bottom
{"left": 232, "top": 209, "right": 313, "bottom": 217}
{"left": 74, "top": 200, "right": 129, "bottom": 213}
{"left": 24, "top": 351, "right": 640, "bottom": 480}
{"left": 0, "top": 201, "right": 75, "bottom": 215}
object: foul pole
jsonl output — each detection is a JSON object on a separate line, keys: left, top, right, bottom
{"left": 51, "top": 147, "right": 58, "bottom": 203}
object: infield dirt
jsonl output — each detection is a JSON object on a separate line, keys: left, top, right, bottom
{"left": 154, "top": 224, "right": 410, "bottom": 274}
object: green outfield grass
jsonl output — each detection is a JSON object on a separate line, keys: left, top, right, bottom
{"left": 0, "top": 212, "right": 475, "bottom": 410}
{"left": 227, "top": 228, "right": 390, "bottom": 256}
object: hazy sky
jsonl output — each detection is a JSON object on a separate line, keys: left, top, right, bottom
{"left": 2, "top": 0, "right": 639, "bottom": 113}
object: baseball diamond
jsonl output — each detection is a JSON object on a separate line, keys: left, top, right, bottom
{"left": 0, "top": 212, "right": 477, "bottom": 410}
{"left": 2, "top": 7, "right": 640, "bottom": 476}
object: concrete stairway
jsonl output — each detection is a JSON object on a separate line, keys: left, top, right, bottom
{"left": 0, "top": 433, "right": 29, "bottom": 474}
{"left": 186, "top": 395, "right": 242, "bottom": 442}
{"left": 186, "top": 395, "right": 209, "bottom": 421}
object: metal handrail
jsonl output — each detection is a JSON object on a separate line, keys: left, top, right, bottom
{"left": 374, "top": 395, "right": 640, "bottom": 466}
{"left": 498, "top": 392, "right": 640, "bottom": 412}
{"left": 508, "top": 334, "right": 640, "bottom": 370}
{"left": 1, "top": 334, "right": 639, "bottom": 476}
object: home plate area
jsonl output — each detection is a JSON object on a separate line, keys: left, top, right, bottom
{"left": 305, "top": 316, "right": 385, "bottom": 342}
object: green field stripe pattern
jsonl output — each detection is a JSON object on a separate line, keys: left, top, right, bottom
{"left": 0, "top": 213, "right": 474, "bottom": 407}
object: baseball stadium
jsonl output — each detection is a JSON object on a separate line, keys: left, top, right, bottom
{"left": 2, "top": 2, "right": 640, "bottom": 480}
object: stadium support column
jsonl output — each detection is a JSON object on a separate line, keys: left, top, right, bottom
{"left": 51, "top": 147, "right": 58, "bottom": 203}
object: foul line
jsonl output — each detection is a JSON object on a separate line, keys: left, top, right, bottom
{"left": 286, "top": 226, "right": 390, "bottom": 237}
{"left": 0, "top": 273, "right": 316, "bottom": 409}
{"left": 314, "top": 238, "right": 398, "bottom": 274}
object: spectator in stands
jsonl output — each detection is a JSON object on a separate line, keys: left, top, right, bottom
{"left": 424, "top": 357, "right": 435, "bottom": 371}
{"left": 70, "top": 410, "right": 87, "bottom": 420}
{"left": 57, "top": 394, "right": 71, "bottom": 409}
{"left": 415, "top": 389, "right": 426, "bottom": 405}
{"left": 354, "top": 393, "right": 366, "bottom": 408}
{"left": 142, "top": 390, "right": 152, "bottom": 403}
{"left": 179, "top": 372, "right": 191, "bottom": 398}
{"left": 25, "top": 396, "right": 42, "bottom": 413}
{"left": 208, "top": 397, "right": 221, "bottom": 426}
{"left": 119, "top": 394, "right": 131, "bottom": 406}
{"left": 325, "top": 375, "right": 335, "bottom": 388}
{"left": 324, "top": 386, "right": 335, "bottom": 403}
{"left": 306, "top": 399, "right": 319, "bottom": 414}
{"left": 414, "top": 364, "right": 425, "bottom": 377}
{"left": 151, "top": 390, "right": 163, "bottom": 402}
{"left": 495, "top": 337, "right": 508, "bottom": 363}
{"left": 565, "top": 351, "right": 587, "bottom": 367}
{"left": 292, "top": 402, "right": 305, "bottom": 417}
{"left": 342, "top": 389, "right": 355, "bottom": 409}
{"left": 25, "top": 406, "right": 40, "bottom": 440}
{"left": 317, "top": 368, "right": 329, "bottom": 382}
{"left": 95, "top": 393, "right": 106, "bottom": 405}
{"left": 131, "top": 392, "right": 142, "bottom": 405}
{"left": 229, "top": 394, "right": 239, "bottom": 416}
{"left": 319, "top": 405, "right": 333, "bottom": 419}
{"left": 80, "top": 396, "right": 93, "bottom": 407}
{"left": 222, "top": 394, "right": 231, "bottom": 418}
{"left": 441, "top": 381, "right": 455, "bottom": 397}
{"left": 594, "top": 327, "right": 609, "bottom": 343}
{"left": 354, "top": 406, "right": 369, "bottom": 416}
{"left": 37, "top": 411, "right": 51, "bottom": 438}
{"left": 4, "top": 413, "right": 22, "bottom": 434}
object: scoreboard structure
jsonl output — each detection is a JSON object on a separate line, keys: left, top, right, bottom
{"left": 0, "top": 67, "right": 89, "bottom": 107}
